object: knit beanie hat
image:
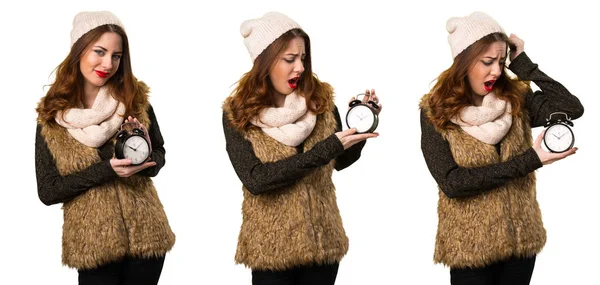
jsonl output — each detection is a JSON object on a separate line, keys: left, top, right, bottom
{"left": 70, "top": 11, "right": 125, "bottom": 47}
{"left": 446, "top": 11, "right": 504, "bottom": 58}
{"left": 240, "top": 11, "right": 302, "bottom": 62}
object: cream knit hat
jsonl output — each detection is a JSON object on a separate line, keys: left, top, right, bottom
{"left": 447, "top": 11, "right": 504, "bottom": 58}
{"left": 70, "top": 11, "right": 125, "bottom": 47}
{"left": 240, "top": 11, "right": 302, "bottom": 62}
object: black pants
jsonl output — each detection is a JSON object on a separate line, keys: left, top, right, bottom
{"left": 252, "top": 262, "right": 339, "bottom": 285}
{"left": 78, "top": 256, "right": 166, "bottom": 285}
{"left": 450, "top": 255, "right": 536, "bottom": 285}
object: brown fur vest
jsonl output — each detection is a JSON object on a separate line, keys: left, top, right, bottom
{"left": 226, "top": 92, "right": 348, "bottom": 271}
{"left": 39, "top": 97, "right": 175, "bottom": 270}
{"left": 421, "top": 95, "right": 546, "bottom": 269}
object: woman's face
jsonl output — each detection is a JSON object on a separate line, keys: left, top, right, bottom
{"left": 79, "top": 32, "right": 123, "bottom": 92}
{"left": 467, "top": 41, "right": 507, "bottom": 99}
{"left": 269, "top": 37, "right": 305, "bottom": 97}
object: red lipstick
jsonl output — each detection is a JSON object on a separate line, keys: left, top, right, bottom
{"left": 484, "top": 80, "right": 496, "bottom": 92}
{"left": 288, "top": 77, "right": 299, "bottom": 89}
{"left": 95, "top": 70, "right": 109, "bottom": 78}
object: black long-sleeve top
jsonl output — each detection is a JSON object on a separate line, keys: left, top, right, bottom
{"left": 421, "top": 52, "right": 584, "bottom": 198}
{"left": 35, "top": 104, "right": 165, "bottom": 205}
{"left": 223, "top": 106, "right": 366, "bottom": 195}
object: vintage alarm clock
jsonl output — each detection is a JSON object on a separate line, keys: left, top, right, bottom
{"left": 543, "top": 112, "right": 575, "bottom": 153}
{"left": 345, "top": 93, "right": 380, "bottom": 133}
{"left": 115, "top": 122, "right": 151, "bottom": 165}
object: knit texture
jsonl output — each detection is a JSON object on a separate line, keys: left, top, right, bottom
{"left": 250, "top": 91, "right": 317, "bottom": 146}
{"left": 450, "top": 92, "right": 513, "bottom": 145}
{"left": 447, "top": 11, "right": 504, "bottom": 58}
{"left": 71, "top": 11, "right": 125, "bottom": 47}
{"left": 240, "top": 11, "right": 301, "bottom": 62}
{"left": 223, "top": 106, "right": 365, "bottom": 196}
{"left": 55, "top": 86, "right": 126, "bottom": 147}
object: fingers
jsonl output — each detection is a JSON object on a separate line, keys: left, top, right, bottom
{"left": 130, "top": 161, "right": 157, "bottom": 171}
{"left": 533, "top": 130, "right": 545, "bottom": 148}
{"left": 111, "top": 160, "right": 157, "bottom": 177}
{"left": 343, "top": 132, "right": 379, "bottom": 149}
{"left": 124, "top": 116, "right": 147, "bottom": 130}
{"left": 350, "top": 132, "right": 379, "bottom": 141}
{"left": 553, "top": 147, "right": 578, "bottom": 159}
{"left": 336, "top": 128, "right": 357, "bottom": 139}
{"left": 545, "top": 147, "right": 578, "bottom": 165}
{"left": 363, "top": 89, "right": 376, "bottom": 103}
{"left": 342, "top": 127, "right": 357, "bottom": 136}
{"left": 110, "top": 158, "right": 133, "bottom": 168}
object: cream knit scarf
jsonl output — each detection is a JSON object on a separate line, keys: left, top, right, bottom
{"left": 55, "top": 86, "right": 126, "bottom": 147}
{"left": 450, "top": 92, "right": 513, "bottom": 145}
{"left": 250, "top": 91, "right": 317, "bottom": 147}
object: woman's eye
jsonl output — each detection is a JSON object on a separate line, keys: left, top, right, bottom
{"left": 94, "top": 50, "right": 105, "bottom": 56}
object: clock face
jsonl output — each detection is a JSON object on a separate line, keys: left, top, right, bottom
{"left": 544, "top": 124, "right": 574, "bottom": 153}
{"left": 347, "top": 105, "right": 376, "bottom": 133}
{"left": 122, "top": 135, "right": 150, "bottom": 165}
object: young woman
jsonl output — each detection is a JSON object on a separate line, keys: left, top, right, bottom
{"left": 223, "top": 11, "right": 381, "bottom": 285}
{"left": 35, "top": 11, "right": 175, "bottom": 285}
{"left": 420, "top": 12, "right": 584, "bottom": 285}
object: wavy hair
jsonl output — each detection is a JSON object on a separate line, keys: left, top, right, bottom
{"left": 225, "top": 28, "right": 331, "bottom": 131}
{"left": 424, "top": 32, "right": 530, "bottom": 130}
{"left": 37, "top": 24, "right": 148, "bottom": 125}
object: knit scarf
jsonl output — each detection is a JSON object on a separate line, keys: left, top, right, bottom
{"left": 250, "top": 91, "right": 317, "bottom": 147}
{"left": 55, "top": 86, "right": 126, "bottom": 147}
{"left": 450, "top": 92, "right": 513, "bottom": 145}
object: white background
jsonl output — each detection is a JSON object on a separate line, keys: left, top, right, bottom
{"left": 1, "top": 0, "right": 598, "bottom": 284}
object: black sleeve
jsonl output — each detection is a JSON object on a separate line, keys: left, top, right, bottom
{"left": 333, "top": 106, "right": 366, "bottom": 171}
{"left": 138, "top": 104, "right": 166, "bottom": 177}
{"left": 35, "top": 124, "right": 119, "bottom": 205}
{"left": 420, "top": 110, "right": 543, "bottom": 198}
{"left": 509, "top": 52, "right": 584, "bottom": 127}
{"left": 223, "top": 111, "right": 344, "bottom": 195}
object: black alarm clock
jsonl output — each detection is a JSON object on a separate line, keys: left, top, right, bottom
{"left": 346, "top": 93, "right": 380, "bottom": 133}
{"left": 115, "top": 122, "right": 151, "bottom": 165}
{"left": 543, "top": 112, "right": 575, "bottom": 153}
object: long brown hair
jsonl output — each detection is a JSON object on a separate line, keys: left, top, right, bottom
{"left": 37, "top": 24, "right": 148, "bottom": 125}
{"left": 424, "top": 32, "right": 529, "bottom": 130}
{"left": 225, "top": 28, "right": 331, "bottom": 131}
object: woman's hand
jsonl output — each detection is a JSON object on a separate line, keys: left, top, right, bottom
{"left": 533, "top": 130, "right": 577, "bottom": 165}
{"left": 335, "top": 128, "right": 379, "bottom": 150}
{"left": 348, "top": 89, "right": 383, "bottom": 114}
{"left": 110, "top": 158, "right": 157, "bottom": 178}
{"left": 509, "top": 34, "right": 525, "bottom": 62}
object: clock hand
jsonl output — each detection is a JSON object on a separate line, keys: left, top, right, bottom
{"left": 129, "top": 144, "right": 140, "bottom": 151}
{"left": 552, "top": 133, "right": 560, "bottom": 139}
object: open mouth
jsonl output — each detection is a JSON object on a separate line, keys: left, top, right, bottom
{"left": 288, "top": 77, "right": 299, "bottom": 89}
{"left": 95, "top": 70, "right": 109, "bottom": 78}
{"left": 484, "top": 80, "right": 496, "bottom": 92}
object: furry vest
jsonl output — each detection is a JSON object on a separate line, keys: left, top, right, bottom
{"left": 227, "top": 93, "right": 348, "bottom": 271}
{"left": 39, "top": 94, "right": 175, "bottom": 270}
{"left": 421, "top": 96, "right": 546, "bottom": 269}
